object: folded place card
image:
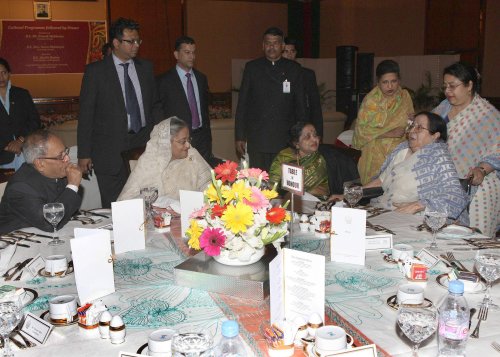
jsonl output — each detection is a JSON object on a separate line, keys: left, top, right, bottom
{"left": 365, "top": 234, "right": 393, "bottom": 251}
{"left": 24, "top": 254, "right": 45, "bottom": 279}
{"left": 111, "top": 199, "right": 146, "bottom": 254}
{"left": 179, "top": 190, "right": 204, "bottom": 237}
{"left": 330, "top": 207, "right": 367, "bottom": 266}
{"left": 71, "top": 228, "right": 115, "bottom": 305}
{"left": 20, "top": 312, "right": 53, "bottom": 345}
{"left": 270, "top": 248, "right": 325, "bottom": 325}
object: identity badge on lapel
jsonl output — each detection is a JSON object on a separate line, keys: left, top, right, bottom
{"left": 283, "top": 79, "right": 290, "bottom": 93}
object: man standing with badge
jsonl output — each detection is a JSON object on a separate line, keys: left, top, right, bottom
{"left": 235, "top": 27, "right": 306, "bottom": 171}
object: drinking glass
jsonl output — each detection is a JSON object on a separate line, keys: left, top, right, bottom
{"left": 424, "top": 208, "right": 447, "bottom": 250}
{"left": 474, "top": 249, "right": 500, "bottom": 309}
{"left": 171, "top": 328, "right": 214, "bottom": 356}
{"left": 140, "top": 187, "right": 159, "bottom": 224}
{"left": 343, "top": 183, "right": 363, "bottom": 208}
{"left": 397, "top": 301, "right": 438, "bottom": 356}
{"left": 43, "top": 202, "right": 65, "bottom": 246}
{"left": 0, "top": 296, "right": 22, "bottom": 357}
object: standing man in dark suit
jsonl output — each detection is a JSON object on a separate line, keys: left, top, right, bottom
{"left": 78, "top": 18, "right": 162, "bottom": 208}
{"left": 156, "top": 36, "right": 214, "bottom": 165}
{"left": 283, "top": 37, "right": 323, "bottom": 137}
{"left": 235, "top": 27, "right": 306, "bottom": 172}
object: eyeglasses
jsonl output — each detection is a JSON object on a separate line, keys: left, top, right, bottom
{"left": 40, "top": 147, "right": 70, "bottom": 161}
{"left": 173, "top": 137, "right": 192, "bottom": 146}
{"left": 120, "top": 38, "right": 142, "bottom": 46}
{"left": 441, "top": 82, "right": 463, "bottom": 92}
{"left": 407, "top": 123, "right": 431, "bottom": 133}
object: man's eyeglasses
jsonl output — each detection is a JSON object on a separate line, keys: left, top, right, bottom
{"left": 406, "top": 123, "right": 431, "bottom": 133}
{"left": 441, "top": 82, "right": 463, "bottom": 92}
{"left": 120, "top": 38, "right": 142, "bottom": 46}
{"left": 173, "top": 137, "right": 192, "bottom": 146}
{"left": 39, "top": 147, "right": 70, "bottom": 161}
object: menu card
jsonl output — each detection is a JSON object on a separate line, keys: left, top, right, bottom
{"left": 179, "top": 190, "right": 204, "bottom": 237}
{"left": 71, "top": 228, "right": 115, "bottom": 305}
{"left": 270, "top": 248, "right": 325, "bottom": 324}
{"left": 330, "top": 207, "right": 366, "bottom": 266}
{"left": 111, "top": 199, "right": 146, "bottom": 254}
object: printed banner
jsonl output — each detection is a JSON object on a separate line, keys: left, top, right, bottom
{"left": 0, "top": 20, "right": 106, "bottom": 74}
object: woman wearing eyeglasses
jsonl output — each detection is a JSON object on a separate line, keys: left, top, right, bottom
{"left": 433, "top": 62, "right": 499, "bottom": 236}
{"left": 118, "top": 117, "right": 212, "bottom": 201}
{"left": 346, "top": 111, "right": 468, "bottom": 223}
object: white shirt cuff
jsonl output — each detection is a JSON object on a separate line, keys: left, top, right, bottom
{"left": 66, "top": 184, "right": 79, "bottom": 193}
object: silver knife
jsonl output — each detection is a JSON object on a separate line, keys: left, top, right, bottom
{"left": 5, "top": 258, "right": 33, "bottom": 281}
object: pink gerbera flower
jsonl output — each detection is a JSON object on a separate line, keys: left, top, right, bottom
{"left": 237, "top": 168, "right": 269, "bottom": 181}
{"left": 243, "top": 186, "right": 269, "bottom": 211}
{"left": 199, "top": 227, "right": 226, "bottom": 256}
{"left": 189, "top": 204, "right": 208, "bottom": 219}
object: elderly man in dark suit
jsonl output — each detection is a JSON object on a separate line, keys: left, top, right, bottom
{"left": 156, "top": 36, "right": 214, "bottom": 165}
{"left": 78, "top": 17, "right": 162, "bottom": 208}
{"left": 235, "top": 27, "right": 306, "bottom": 172}
{"left": 0, "top": 58, "right": 40, "bottom": 170}
{"left": 283, "top": 37, "right": 323, "bottom": 137}
{"left": 0, "top": 130, "right": 82, "bottom": 235}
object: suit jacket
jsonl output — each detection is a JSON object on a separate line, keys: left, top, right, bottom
{"left": 0, "top": 163, "right": 82, "bottom": 234}
{"left": 77, "top": 55, "right": 163, "bottom": 175}
{"left": 235, "top": 57, "right": 306, "bottom": 153}
{"left": 318, "top": 144, "right": 360, "bottom": 195}
{"left": 0, "top": 86, "right": 40, "bottom": 164}
{"left": 302, "top": 67, "right": 324, "bottom": 137}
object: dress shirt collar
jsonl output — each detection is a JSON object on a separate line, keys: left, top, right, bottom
{"left": 0, "top": 80, "right": 12, "bottom": 111}
{"left": 176, "top": 64, "right": 194, "bottom": 78}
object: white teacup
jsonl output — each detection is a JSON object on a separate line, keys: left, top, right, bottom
{"left": 49, "top": 295, "right": 77, "bottom": 323}
{"left": 392, "top": 244, "right": 414, "bottom": 261}
{"left": 148, "top": 328, "right": 175, "bottom": 356}
{"left": 299, "top": 222, "right": 309, "bottom": 232}
{"left": 45, "top": 255, "right": 68, "bottom": 276}
{"left": 315, "top": 325, "right": 353, "bottom": 352}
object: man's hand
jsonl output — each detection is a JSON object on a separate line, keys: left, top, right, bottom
{"left": 78, "top": 158, "right": 93, "bottom": 174}
{"left": 235, "top": 140, "right": 246, "bottom": 158}
{"left": 66, "top": 163, "right": 82, "bottom": 187}
{"left": 4, "top": 140, "right": 23, "bottom": 155}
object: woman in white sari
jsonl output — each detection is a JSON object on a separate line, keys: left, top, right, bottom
{"left": 118, "top": 117, "right": 212, "bottom": 201}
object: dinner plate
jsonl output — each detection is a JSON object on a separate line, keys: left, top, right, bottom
{"left": 386, "top": 295, "right": 433, "bottom": 311}
{"left": 40, "top": 310, "right": 78, "bottom": 326}
{"left": 436, "top": 274, "right": 486, "bottom": 294}
{"left": 438, "top": 225, "right": 473, "bottom": 238}
{"left": 20, "top": 288, "right": 38, "bottom": 307}
{"left": 136, "top": 342, "right": 172, "bottom": 356}
{"left": 38, "top": 266, "right": 74, "bottom": 278}
{"left": 88, "top": 208, "right": 112, "bottom": 216}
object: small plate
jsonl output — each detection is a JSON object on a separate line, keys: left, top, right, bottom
{"left": 439, "top": 225, "right": 473, "bottom": 238}
{"left": 40, "top": 310, "right": 78, "bottom": 326}
{"left": 20, "top": 288, "right": 38, "bottom": 307}
{"left": 136, "top": 343, "right": 171, "bottom": 356}
{"left": 305, "top": 343, "right": 352, "bottom": 357}
{"left": 38, "top": 266, "right": 74, "bottom": 278}
{"left": 436, "top": 274, "right": 486, "bottom": 294}
{"left": 386, "top": 295, "right": 433, "bottom": 311}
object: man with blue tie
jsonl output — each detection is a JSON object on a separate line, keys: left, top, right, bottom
{"left": 156, "top": 36, "right": 214, "bottom": 165}
{"left": 78, "top": 18, "right": 162, "bottom": 208}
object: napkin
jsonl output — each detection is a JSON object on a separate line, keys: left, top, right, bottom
{"left": 0, "top": 243, "right": 17, "bottom": 274}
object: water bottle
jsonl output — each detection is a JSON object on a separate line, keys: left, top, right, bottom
{"left": 214, "top": 320, "right": 247, "bottom": 357}
{"left": 438, "top": 280, "right": 469, "bottom": 356}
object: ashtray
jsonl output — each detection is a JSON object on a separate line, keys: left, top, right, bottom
{"left": 386, "top": 295, "right": 433, "bottom": 311}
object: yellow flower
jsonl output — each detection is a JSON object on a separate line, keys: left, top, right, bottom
{"left": 186, "top": 219, "right": 203, "bottom": 250}
{"left": 284, "top": 212, "right": 291, "bottom": 222}
{"left": 222, "top": 180, "right": 251, "bottom": 204}
{"left": 205, "top": 184, "right": 220, "bottom": 203}
{"left": 262, "top": 189, "right": 278, "bottom": 200}
{"left": 222, "top": 202, "right": 254, "bottom": 234}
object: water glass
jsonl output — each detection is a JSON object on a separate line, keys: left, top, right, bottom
{"left": 171, "top": 329, "right": 214, "bottom": 356}
{"left": 343, "top": 183, "right": 363, "bottom": 208}
{"left": 43, "top": 202, "right": 65, "bottom": 246}
{"left": 424, "top": 208, "right": 447, "bottom": 250}
{"left": 0, "top": 296, "right": 22, "bottom": 357}
{"left": 475, "top": 249, "right": 500, "bottom": 308}
{"left": 397, "top": 301, "right": 438, "bottom": 356}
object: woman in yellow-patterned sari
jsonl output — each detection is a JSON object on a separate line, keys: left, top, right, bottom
{"left": 353, "top": 60, "right": 414, "bottom": 184}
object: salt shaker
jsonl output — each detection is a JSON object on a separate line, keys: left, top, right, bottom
{"left": 98, "top": 310, "right": 112, "bottom": 339}
{"left": 109, "top": 315, "right": 126, "bottom": 344}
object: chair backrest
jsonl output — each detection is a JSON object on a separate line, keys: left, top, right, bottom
{"left": 0, "top": 169, "right": 15, "bottom": 184}
{"left": 121, "top": 146, "right": 146, "bottom": 175}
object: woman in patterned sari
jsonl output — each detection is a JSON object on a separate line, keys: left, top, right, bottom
{"left": 269, "top": 122, "right": 359, "bottom": 200}
{"left": 433, "top": 62, "right": 500, "bottom": 236}
{"left": 353, "top": 60, "right": 414, "bottom": 184}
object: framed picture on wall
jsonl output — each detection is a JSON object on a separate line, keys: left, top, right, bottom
{"left": 34, "top": 1, "right": 51, "bottom": 20}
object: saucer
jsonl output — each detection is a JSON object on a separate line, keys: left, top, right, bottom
{"left": 305, "top": 343, "right": 352, "bottom": 356}
{"left": 386, "top": 295, "right": 433, "bottom": 311}
{"left": 38, "top": 265, "right": 74, "bottom": 278}
{"left": 436, "top": 274, "right": 486, "bottom": 294}
{"left": 20, "top": 288, "right": 38, "bottom": 307}
{"left": 137, "top": 342, "right": 172, "bottom": 356}
{"left": 40, "top": 310, "right": 78, "bottom": 326}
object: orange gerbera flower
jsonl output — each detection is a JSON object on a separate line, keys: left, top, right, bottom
{"left": 214, "top": 161, "right": 238, "bottom": 183}
{"left": 266, "top": 207, "right": 286, "bottom": 224}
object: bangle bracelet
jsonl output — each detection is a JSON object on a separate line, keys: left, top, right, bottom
{"left": 17, "top": 137, "right": 24, "bottom": 143}
{"left": 477, "top": 167, "right": 487, "bottom": 175}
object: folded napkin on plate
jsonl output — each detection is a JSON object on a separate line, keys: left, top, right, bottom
{"left": 0, "top": 242, "right": 17, "bottom": 274}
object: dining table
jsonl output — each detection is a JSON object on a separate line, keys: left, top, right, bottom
{"left": 1, "top": 207, "right": 499, "bottom": 357}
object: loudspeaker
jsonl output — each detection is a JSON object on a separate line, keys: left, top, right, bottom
{"left": 336, "top": 46, "right": 358, "bottom": 90}
{"left": 356, "top": 53, "right": 374, "bottom": 93}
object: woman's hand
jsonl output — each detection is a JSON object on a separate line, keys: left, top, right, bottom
{"left": 381, "top": 127, "right": 406, "bottom": 139}
{"left": 328, "top": 194, "right": 343, "bottom": 202}
{"left": 467, "top": 163, "right": 492, "bottom": 186}
{"left": 393, "top": 201, "right": 424, "bottom": 214}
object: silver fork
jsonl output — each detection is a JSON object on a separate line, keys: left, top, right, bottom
{"left": 471, "top": 305, "right": 489, "bottom": 338}
{"left": 446, "top": 252, "right": 470, "bottom": 272}
{"left": 492, "top": 341, "right": 500, "bottom": 353}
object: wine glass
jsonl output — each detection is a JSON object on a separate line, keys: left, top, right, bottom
{"left": 140, "top": 187, "right": 159, "bottom": 224}
{"left": 43, "top": 202, "right": 65, "bottom": 246}
{"left": 474, "top": 249, "right": 500, "bottom": 308}
{"left": 397, "top": 301, "right": 438, "bottom": 356}
{"left": 424, "top": 208, "right": 447, "bottom": 250}
{"left": 343, "top": 183, "right": 363, "bottom": 208}
{"left": 171, "top": 327, "right": 214, "bottom": 356}
{"left": 0, "top": 296, "right": 23, "bottom": 357}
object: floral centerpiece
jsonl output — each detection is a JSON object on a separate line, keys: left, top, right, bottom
{"left": 186, "top": 161, "right": 290, "bottom": 265}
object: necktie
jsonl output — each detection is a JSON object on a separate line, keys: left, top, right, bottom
{"left": 186, "top": 72, "right": 201, "bottom": 129}
{"left": 120, "top": 63, "right": 142, "bottom": 133}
